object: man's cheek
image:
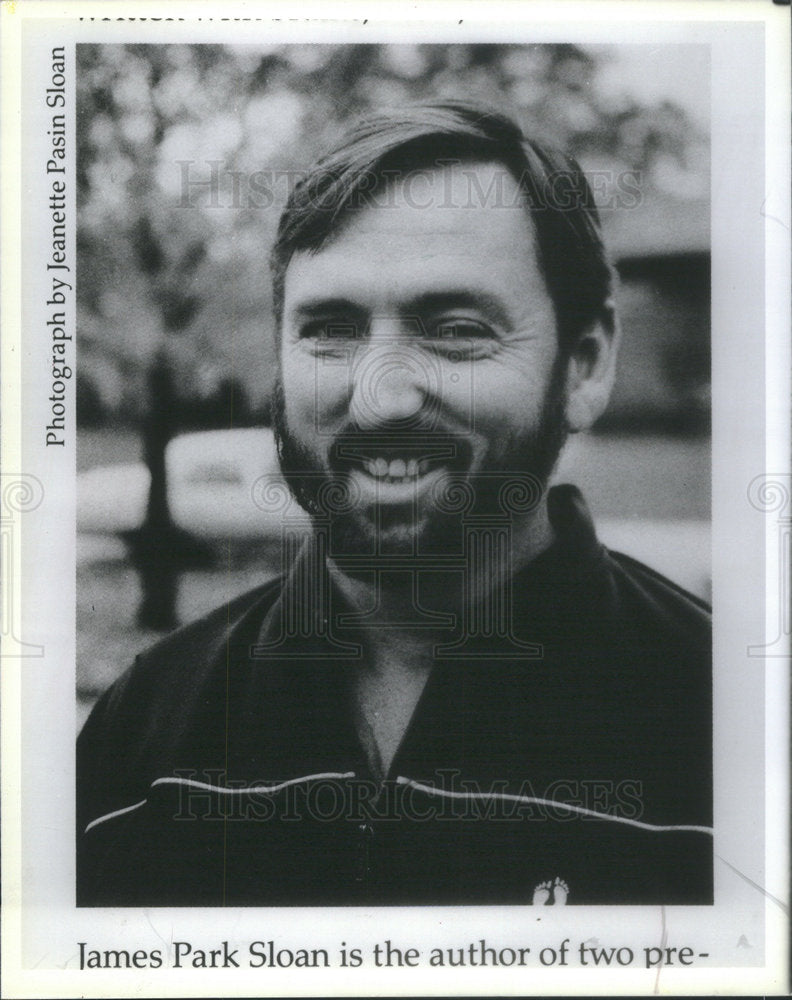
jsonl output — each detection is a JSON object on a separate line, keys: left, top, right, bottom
{"left": 281, "top": 383, "right": 326, "bottom": 444}
{"left": 292, "top": 352, "right": 353, "bottom": 439}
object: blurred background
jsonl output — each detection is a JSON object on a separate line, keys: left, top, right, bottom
{"left": 76, "top": 43, "right": 711, "bottom": 726}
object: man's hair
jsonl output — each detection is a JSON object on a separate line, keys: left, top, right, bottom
{"left": 270, "top": 100, "right": 614, "bottom": 352}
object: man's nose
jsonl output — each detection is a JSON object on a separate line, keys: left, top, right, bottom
{"left": 349, "top": 321, "right": 437, "bottom": 429}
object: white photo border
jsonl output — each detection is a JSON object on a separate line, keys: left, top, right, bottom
{"left": 2, "top": 2, "right": 790, "bottom": 997}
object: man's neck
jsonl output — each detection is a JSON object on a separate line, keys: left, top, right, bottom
{"left": 325, "top": 500, "right": 555, "bottom": 780}
{"left": 326, "top": 497, "right": 555, "bottom": 645}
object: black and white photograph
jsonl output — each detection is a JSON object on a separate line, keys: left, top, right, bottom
{"left": 2, "top": 3, "right": 789, "bottom": 996}
{"left": 75, "top": 40, "right": 714, "bottom": 908}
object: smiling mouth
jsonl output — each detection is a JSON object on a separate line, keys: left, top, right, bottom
{"left": 359, "top": 456, "right": 435, "bottom": 484}
{"left": 333, "top": 438, "right": 469, "bottom": 491}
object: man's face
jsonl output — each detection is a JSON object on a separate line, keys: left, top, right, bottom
{"left": 274, "top": 162, "right": 568, "bottom": 555}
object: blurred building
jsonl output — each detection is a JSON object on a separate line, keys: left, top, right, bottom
{"left": 603, "top": 191, "right": 710, "bottom": 434}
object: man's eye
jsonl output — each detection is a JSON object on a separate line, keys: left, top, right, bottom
{"left": 431, "top": 318, "right": 492, "bottom": 339}
{"left": 300, "top": 320, "right": 362, "bottom": 340}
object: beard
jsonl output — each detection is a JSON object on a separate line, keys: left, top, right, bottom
{"left": 271, "top": 357, "right": 569, "bottom": 561}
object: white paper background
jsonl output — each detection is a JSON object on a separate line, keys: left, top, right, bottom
{"left": 2, "top": 2, "right": 789, "bottom": 996}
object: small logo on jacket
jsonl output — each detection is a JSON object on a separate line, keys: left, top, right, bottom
{"left": 532, "top": 877, "right": 569, "bottom": 905}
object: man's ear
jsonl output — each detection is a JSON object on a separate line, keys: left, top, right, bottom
{"left": 563, "top": 301, "right": 621, "bottom": 433}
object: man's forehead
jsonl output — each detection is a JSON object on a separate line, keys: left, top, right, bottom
{"left": 282, "top": 162, "right": 541, "bottom": 308}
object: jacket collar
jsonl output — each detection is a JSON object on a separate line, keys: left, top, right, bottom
{"left": 225, "top": 484, "right": 608, "bottom": 785}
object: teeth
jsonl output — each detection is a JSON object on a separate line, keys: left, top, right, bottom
{"left": 388, "top": 459, "right": 406, "bottom": 479}
{"left": 359, "top": 457, "right": 430, "bottom": 481}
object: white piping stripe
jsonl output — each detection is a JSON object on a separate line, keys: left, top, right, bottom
{"left": 84, "top": 772, "right": 357, "bottom": 834}
{"left": 84, "top": 798, "right": 148, "bottom": 834}
{"left": 84, "top": 772, "right": 714, "bottom": 837}
{"left": 150, "top": 772, "right": 357, "bottom": 796}
{"left": 396, "top": 777, "right": 714, "bottom": 836}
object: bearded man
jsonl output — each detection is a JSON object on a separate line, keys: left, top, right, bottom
{"left": 77, "top": 102, "right": 712, "bottom": 906}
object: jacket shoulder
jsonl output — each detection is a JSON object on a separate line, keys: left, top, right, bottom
{"left": 80, "top": 575, "right": 285, "bottom": 739}
{"left": 77, "top": 575, "right": 286, "bottom": 830}
{"left": 608, "top": 548, "right": 710, "bottom": 611}
{"left": 604, "top": 547, "right": 711, "bottom": 652}
{"left": 139, "top": 575, "right": 284, "bottom": 666}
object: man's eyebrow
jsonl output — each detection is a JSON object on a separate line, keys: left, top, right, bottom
{"left": 404, "top": 290, "right": 513, "bottom": 328}
{"left": 289, "top": 297, "right": 366, "bottom": 319}
{"left": 288, "top": 291, "right": 515, "bottom": 327}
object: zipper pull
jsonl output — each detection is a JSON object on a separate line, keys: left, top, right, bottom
{"left": 354, "top": 822, "right": 374, "bottom": 882}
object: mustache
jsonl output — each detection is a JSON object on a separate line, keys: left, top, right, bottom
{"left": 326, "top": 425, "right": 474, "bottom": 471}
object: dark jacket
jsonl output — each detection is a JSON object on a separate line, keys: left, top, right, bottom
{"left": 77, "top": 486, "right": 712, "bottom": 906}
